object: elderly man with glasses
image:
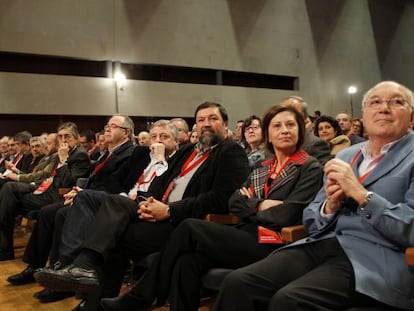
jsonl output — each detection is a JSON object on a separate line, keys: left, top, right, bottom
{"left": 214, "top": 81, "right": 414, "bottom": 311}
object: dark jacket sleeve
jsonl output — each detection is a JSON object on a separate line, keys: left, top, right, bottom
{"left": 87, "top": 142, "right": 141, "bottom": 194}
{"left": 53, "top": 147, "right": 91, "bottom": 188}
{"left": 304, "top": 133, "right": 332, "bottom": 166}
{"left": 169, "top": 141, "right": 250, "bottom": 225}
{"left": 230, "top": 157, "right": 323, "bottom": 231}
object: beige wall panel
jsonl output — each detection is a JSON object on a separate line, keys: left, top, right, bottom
{"left": 0, "top": 0, "right": 412, "bottom": 122}
{"left": 117, "top": 79, "right": 289, "bottom": 124}
{"left": 0, "top": 72, "right": 115, "bottom": 115}
{"left": 382, "top": 1, "right": 414, "bottom": 87}
{"left": 310, "top": 0, "right": 382, "bottom": 117}
{"left": 0, "top": 0, "right": 114, "bottom": 59}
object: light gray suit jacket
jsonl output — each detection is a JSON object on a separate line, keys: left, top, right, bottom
{"left": 295, "top": 131, "right": 414, "bottom": 310}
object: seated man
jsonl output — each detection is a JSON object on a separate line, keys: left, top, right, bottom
{"left": 213, "top": 81, "right": 414, "bottom": 311}
{"left": 35, "top": 102, "right": 250, "bottom": 309}
{"left": 0, "top": 122, "right": 90, "bottom": 261}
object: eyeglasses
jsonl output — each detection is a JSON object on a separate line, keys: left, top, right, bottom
{"left": 364, "top": 97, "right": 408, "bottom": 110}
{"left": 244, "top": 125, "right": 261, "bottom": 132}
{"left": 150, "top": 133, "right": 172, "bottom": 141}
{"left": 104, "top": 123, "right": 129, "bottom": 131}
{"left": 57, "top": 134, "right": 73, "bottom": 140}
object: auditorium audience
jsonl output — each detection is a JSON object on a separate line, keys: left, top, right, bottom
{"left": 0, "top": 122, "right": 90, "bottom": 261}
{"left": 314, "top": 115, "right": 351, "bottom": 155}
{"left": 214, "top": 81, "right": 414, "bottom": 311}
{"left": 54, "top": 119, "right": 177, "bottom": 276}
{"left": 2, "top": 85, "right": 412, "bottom": 311}
{"left": 5, "top": 134, "right": 58, "bottom": 183}
{"left": 7, "top": 115, "right": 145, "bottom": 303}
{"left": 34, "top": 102, "right": 250, "bottom": 310}
{"left": 23, "top": 120, "right": 179, "bottom": 309}
{"left": 99, "top": 104, "right": 324, "bottom": 311}
{"left": 2, "top": 131, "right": 34, "bottom": 177}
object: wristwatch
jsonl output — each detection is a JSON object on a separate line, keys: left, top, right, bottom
{"left": 360, "top": 191, "right": 373, "bottom": 208}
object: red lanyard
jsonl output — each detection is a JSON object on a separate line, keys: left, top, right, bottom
{"left": 263, "top": 158, "right": 290, "bottom": 198}
{"left": 161, "top": 150, "right": 211, "bottom": 203}
{"left": 138, "top": 171, "right": 157, "bottom": 186}
{"left": 49, "top": 161, "right": 60, "bottom": 178}
{"left": 12, "top": 153, "right": 23, "bottom": 165}
{"left": 179, "top": 150, "right": 211, "bottom": 177}
{"left": 92, "top": 152, "right": 111, "bottom": 175}
{"left": 350, "top": 150, "right": 383, "bottom": 183}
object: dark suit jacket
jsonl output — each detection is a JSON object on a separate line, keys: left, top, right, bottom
{"left": 229, "top": 155, "right": 323, "bottom": 233}
{"left": 147, "top": 140, "right": 250, "bottom": 225}
{"left": 85, "top": 141, "right": 146, "bottom": 194}
{"left": 349, "top": 133, "right": 365, "bottom": 145}
{"left": 47, "top": 146, "right": 90, "bottom": 201}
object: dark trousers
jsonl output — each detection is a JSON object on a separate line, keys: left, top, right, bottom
{"left": 23, "top": 202, "right": 67, "bottom": 267}
{"left": 0, "top": 181, "right": 56, "bottom": 254}
{"left": 77, "top": 194, "right": 175, "bottom": 305}
{"left": 130, "top": 218, "right": 277, "bottom": 311}
{"left": 213, "top": 237, "right": 391, "bottom": 311}
{"left": 59, "top": 189, "right": 108, "bottom": 264}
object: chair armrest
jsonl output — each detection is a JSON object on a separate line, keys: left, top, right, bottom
{"left": 59, "top": 188, "right": 72, "bottom": 196}
{"left": 406, "top": 247, "right": 414, "bottom": 266}
{"left": 204, "top": 214, "right": 240, "bottom": 225}
{"left": 281, "top": 225, "right": 307, "bottom": 243}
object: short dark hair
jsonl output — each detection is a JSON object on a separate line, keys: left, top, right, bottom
{"left": 314, "top": 115, "right": 343, "bottom": 137}
{"left": 194, "top": 102, "right": 228, "bottom": 122}
{"left": 14, "top": 131, "right": 32, "bottom": 145}
{"left": 80, "top": 130, "right": 96, "bottom": 143}
{"left": 241, "top": 115, "right": 263, "bottom": 144}
{"left": 262, "top": 105, "right": 305, "bottom": 154}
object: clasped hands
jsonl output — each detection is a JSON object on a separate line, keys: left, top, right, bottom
{"left": 137, "top": 196, "right": 170, "bottom": 222}
{"left": 63, "top": 186, "right": 82, "bottom": 205}
{"left": 324, "top": 158, "right": 367, "bottom": 214}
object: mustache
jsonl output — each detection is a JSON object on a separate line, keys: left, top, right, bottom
{"left": 201, "top": 126, "right": 214, "bottom": 134}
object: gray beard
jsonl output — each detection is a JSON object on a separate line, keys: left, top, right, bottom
{"left": 199, "top": 132, "right": 222, "bottom": 149}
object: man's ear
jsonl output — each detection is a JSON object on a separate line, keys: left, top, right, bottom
{"left": 409, "top": 110, "right": 414, "bottom": 129}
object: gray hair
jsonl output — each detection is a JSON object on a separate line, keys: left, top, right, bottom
{"left": 170, "top": 117, "right": 190, "bottom": 132}
{"left": 150, "top": 120, "right": 179, "bottom": 141}
{"left": 362, "top": 81, "right": 414, "bottom": 110}
{"left": 30, "top": 136, "right": 46, "bottom": 146}
{"left": 58, "top": 122, "right": 80, "bottom": 138}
